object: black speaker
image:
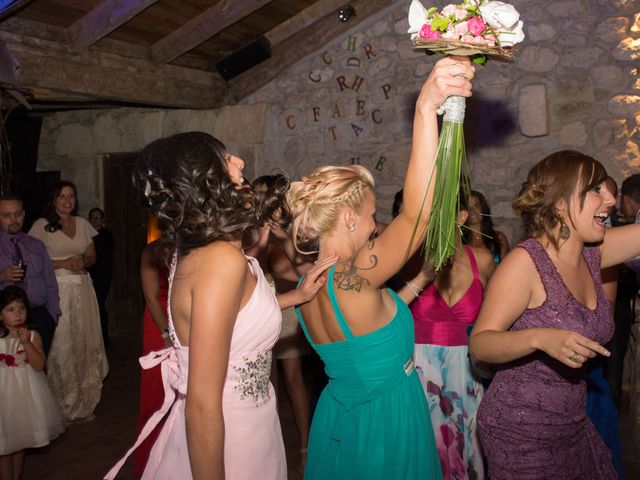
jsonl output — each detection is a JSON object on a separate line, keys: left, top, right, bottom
{"left": 215, "top": 36, "right": 271, "bottom": 81}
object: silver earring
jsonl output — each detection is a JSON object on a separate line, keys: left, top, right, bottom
{"left": 348, "top": 223, "right": 356, "bottom": 232}
{"left": 559, "top": 221, "right": 570, "bottom": 240}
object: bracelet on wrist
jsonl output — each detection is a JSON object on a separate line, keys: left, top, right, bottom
{"left": 406, "top": 281, "right": 422, "bottom": 299}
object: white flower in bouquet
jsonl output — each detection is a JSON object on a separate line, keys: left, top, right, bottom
{"left": 479, "top": 1, "right": 525, "bottom": 47}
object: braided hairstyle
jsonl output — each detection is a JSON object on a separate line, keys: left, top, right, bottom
{"left": 512, "top": 150, "right": 607, "bottom": 249}
{"left": 133, "top": 132, "right": 257, "bottom": 259}
{"left": 287, "top": 165, "right": 374, "bottom": 253}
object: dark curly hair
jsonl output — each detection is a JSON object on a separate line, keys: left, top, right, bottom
{"left": 464, "top": 190, "right": 501, "bottom": 258}
{"left": 133, "top": 132, "right": 257, "bottom": 258}
{"left": 252, "top": 174, "right": 292, "bottom": 228}
{"left": 0, "top": 286, "right": 31, "bottom": 338}
{"left": 512, "top": 150, "right": 607, "bottom": 249}
{"left": 44, "top": 181, "right": 79, "bottom": 232}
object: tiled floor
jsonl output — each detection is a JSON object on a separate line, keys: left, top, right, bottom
{"left": 22, "top": 328, "right": 640, "bottom": 479}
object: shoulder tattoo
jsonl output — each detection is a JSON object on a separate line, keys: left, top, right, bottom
{"left": 333, "top": 241, "right": 378, "bottom": 293}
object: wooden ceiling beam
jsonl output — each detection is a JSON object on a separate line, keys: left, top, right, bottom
{"left": 151, "top": 0, "right": 272, "bottom": 64}
{"left": 265, "top": 0, "right": 345, "bottom": 47}
{"left": 67, "top": 0, "right": 161, "bottom": 51}
{"left": 229, "top": 0, "right": 396, "bottom": 100}
{"left": 0, "top": 25, "right": 231, "bottom": 109}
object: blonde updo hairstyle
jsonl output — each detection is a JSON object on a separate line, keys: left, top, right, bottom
{"left": 287, "top": 165, "right": 375, "bottom": 252}
{"left": 512, "top": 150, "right": 607, "bottom": 249}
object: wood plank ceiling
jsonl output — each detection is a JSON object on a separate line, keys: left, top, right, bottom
{"left": 0, "top": 0, "right": 394, "bottom": 110}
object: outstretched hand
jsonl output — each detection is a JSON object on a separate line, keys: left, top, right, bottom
{"left": 418, "top": 56, "right": 475, "bottom": 111}
{"left": 296, "top": 254, "right": 339, "bottom": 305}
{"left": 536, "top": 328, "right": 610, "bottom": 369}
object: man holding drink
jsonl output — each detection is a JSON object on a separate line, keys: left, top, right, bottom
{"left": 0, "top": 195, "right": 60, "bottom": 355}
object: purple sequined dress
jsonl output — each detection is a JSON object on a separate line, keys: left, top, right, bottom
{"left": 477, "top": 239, "right": 616, "bottom": 480}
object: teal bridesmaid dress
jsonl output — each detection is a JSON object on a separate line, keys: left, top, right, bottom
{"left": 296, "top": 265, "right": 442, "bottom": 480}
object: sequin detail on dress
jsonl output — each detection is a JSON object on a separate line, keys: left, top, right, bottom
{"left": 232, "top": 351, "right": 272, "bottom": 405}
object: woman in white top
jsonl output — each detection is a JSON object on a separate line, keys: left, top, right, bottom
{"left": 29, "top": 181, "right": 108, "bottom": 421}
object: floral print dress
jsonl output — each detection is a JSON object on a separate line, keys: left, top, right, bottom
{"left": 410, "top": 246, "right": 485, "bottom": 480}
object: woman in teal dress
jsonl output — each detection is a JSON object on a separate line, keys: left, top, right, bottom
{"left": 287, "top": 57, "right": 475, "bottom": 480}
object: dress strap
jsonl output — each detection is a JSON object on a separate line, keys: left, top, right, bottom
{"left": 517, "top": 238, "right": 566, "bottom": 298}
{"left": 463, "top": 245, "right": 480, "bottom": 280}
{"left": 326, "top": 264, "right": 354, "bottom": 339}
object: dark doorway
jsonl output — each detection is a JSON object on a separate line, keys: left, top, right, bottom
{"left": 103, "top": 153, "right": 147, "bottom": 334}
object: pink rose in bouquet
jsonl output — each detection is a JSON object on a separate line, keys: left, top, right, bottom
{"left": 442, "top": 4, "right": 468, "bottom": 20}
{"left": 467, "top": 16, "right": 488, "bottom": 36}
{"left": 420, "top": 23, "right": 441, "bottom": 39}
{"left": 453, "top": 20, "right": 469, "bottom": 37}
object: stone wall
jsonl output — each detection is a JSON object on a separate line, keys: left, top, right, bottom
{"left": 37, "top": 104, "right": 268, "bottom": 216}
{"left": 243, "top": 0, "right": 640, "bottom": 238}
{"left": 37, "top": 0, "right": 639, "bottom": 237}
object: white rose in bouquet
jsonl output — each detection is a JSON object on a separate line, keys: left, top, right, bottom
{"left": 479, "top": 1, "right": 525, "bottom": 47}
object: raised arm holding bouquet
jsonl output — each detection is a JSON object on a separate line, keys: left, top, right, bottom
{"left": 406, "top": 0, "right": 524, "bottom": 270}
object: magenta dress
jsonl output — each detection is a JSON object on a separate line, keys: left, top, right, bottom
{"left": 410, "top": 246, "right": 485, "bottom": 479}
{"left": 477, "top": 239, "right": 616, "bottom": 479}
{"left": 105, "top": 256, "right": 286, "bottom": 480}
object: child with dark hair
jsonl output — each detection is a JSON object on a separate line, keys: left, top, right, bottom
{"left": 0, "top": 286, "right": 65, "bottom": 480}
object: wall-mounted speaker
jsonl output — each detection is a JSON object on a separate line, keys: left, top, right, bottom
{"left": 215, "top": 36, "right": 271, "bottom": 81}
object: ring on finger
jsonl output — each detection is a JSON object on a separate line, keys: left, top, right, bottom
{"left": 568, "top": 352, "right": 583, "bottom": 364}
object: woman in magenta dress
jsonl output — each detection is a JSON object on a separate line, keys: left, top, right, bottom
{"left": 469, "top": 150, "right": 640, "bottom": 479}
{"left": 398, "top": 198, "right": 495, "bottom": 479}
{"left": 105, "top": 132, "right": 334, "bottom": 480}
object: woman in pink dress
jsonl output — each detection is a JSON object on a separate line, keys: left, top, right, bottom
{"left": 106, "top": 132, "right": 334, "bottom": 480}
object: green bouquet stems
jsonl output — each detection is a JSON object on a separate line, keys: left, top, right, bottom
{"left": 425, "top": 94, "right": 471, "bottom": 271}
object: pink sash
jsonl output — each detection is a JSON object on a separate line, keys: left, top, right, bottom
{"left": 104, "top": 346, "right": 187, "bottom": 479}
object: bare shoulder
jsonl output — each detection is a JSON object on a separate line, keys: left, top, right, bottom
{"left": 471, "top": 245, "right": 493, "bottom": 266}
{"left": 186, "top": 241, "right": 248, "bottom": 277}
{"left": 470, "top": 246, "right": 496, "bottom": 279}
{"left": 491, "top": 246, "right": 538, "bottom": 287}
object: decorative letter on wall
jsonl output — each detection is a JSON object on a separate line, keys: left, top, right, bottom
{"left": 308, "top": 71, "right": 321, "bottom": 83}
{"left": 312, "top": 107, "right": 320, "bottom": 122}
{"left": 351, "top": 76, "right": 365, "bottom": 92}
{"left": 336, "top": 76, "right": 349, "bottom": 91}
{"left": 375, "top": 156, "right": 386, "bottom": 172}
{"left": 381, "top": 84, "right": 392, "bottom": 100}
{"left": 347, "top": 57, "right": 362, "bottom": 69}
{"left": 351, "top": 123, "right": 364, "bottom": 137}
{"left": 356, "top": 100, "right": 366, "bottom": 116}
{"left": 363, "top": 44, "right": 376, "bottom": 60}
{"left": 322, "top": 51, "right": 332, "bottom": 65}
{"left": 346, "top": 35, "right": 357, "bottom": 52}
{"left": 371, "top": 109, "right": 383, "bottom": 124}
{"left": 329, "top": 125, "right": 337, "bottom": 141}
{"left": 286, "top": 115, "right": 296, "bottom": 130}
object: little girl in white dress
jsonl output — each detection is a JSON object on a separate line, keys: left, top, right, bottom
{"left": 0, "top": 286, "right": 66, "bottom": 479}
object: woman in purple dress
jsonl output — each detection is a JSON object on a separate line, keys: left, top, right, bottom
{"left": 470, "top": 150, "right": 640, "bottom": 479}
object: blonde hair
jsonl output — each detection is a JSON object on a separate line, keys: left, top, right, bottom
{"left": 287, "top": 165, "right": 375, "bottom": 252}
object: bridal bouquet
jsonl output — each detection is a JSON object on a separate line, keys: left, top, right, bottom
{"left": 408, "top": 0, "right": 524, "bottom": 270}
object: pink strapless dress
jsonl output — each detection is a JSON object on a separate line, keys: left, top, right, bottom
{"left": 105, "top": 255, "right": 286, "bottom": 480}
